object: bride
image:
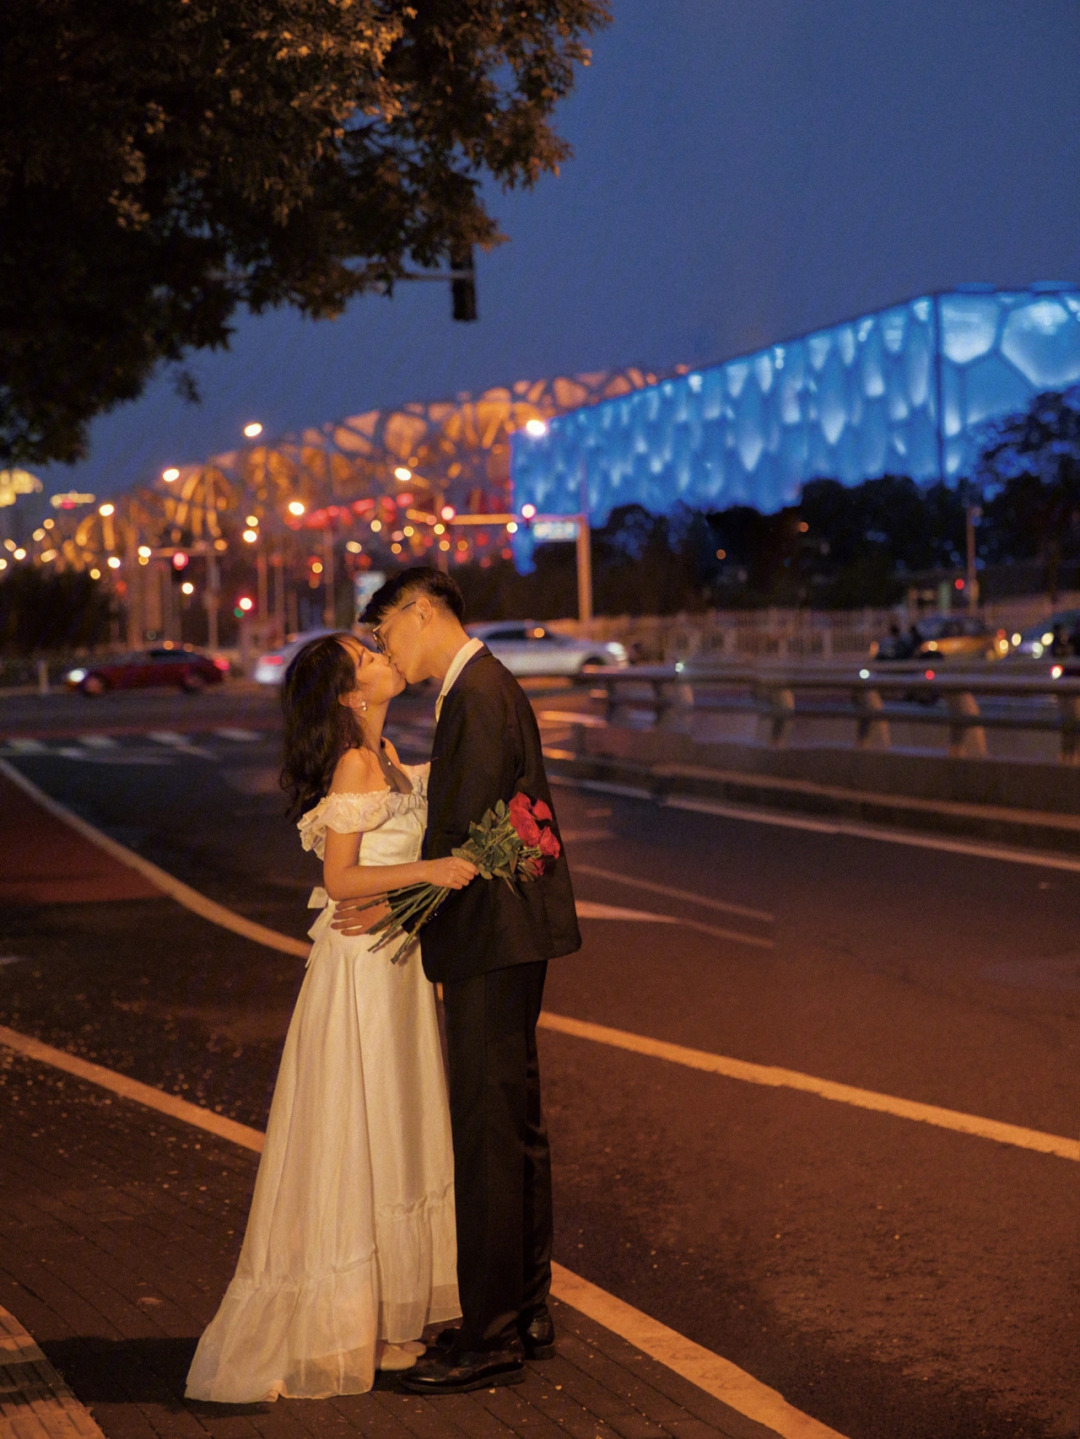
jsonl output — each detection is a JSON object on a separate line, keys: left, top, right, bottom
{"left": 186, "top": 633, "right": 476, "bottom": 1402}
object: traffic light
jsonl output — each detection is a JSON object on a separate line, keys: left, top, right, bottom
{"left": 234, "top": 595, "right": 254, "bottom": 618}
{"left": 170, "top": 551, "right": 189, "bottom": 583}
{"left": 450, "top": 244, "right": 477, "bottom": 323}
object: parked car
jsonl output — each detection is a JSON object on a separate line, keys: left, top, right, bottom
{"left": 467, "top": 621, "right": 628, "bottom": 677}
{"left": 1005, "top": 610, "right": 1080, "bottom": 659}
{"left": 870, "top": 614, "right": 1004, "bottom": 662}
{"left": 65, "top": 646, "right": 228, "bottom": 696}
{"left": 253, "top": 628, "right": 376, "bottom": 684}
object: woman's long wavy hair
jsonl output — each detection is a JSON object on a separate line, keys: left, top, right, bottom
{"left": 280, "top": 633, "right": 364, "bottom": 818}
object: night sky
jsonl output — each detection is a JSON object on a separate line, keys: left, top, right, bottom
{"left": 38, "top": 0, "right": 1080, "bottom": 501}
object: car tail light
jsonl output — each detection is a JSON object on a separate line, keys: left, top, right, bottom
{"left": 259, "top": 654, "right": 284, "bottom": 666}
{"left": 213, "top": 656, "right": 230, "bottom": 671}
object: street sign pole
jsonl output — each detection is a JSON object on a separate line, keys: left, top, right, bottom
{"left": 574, "top": 513, "right": 592, "bottom": 625}
{"left": 447, "top": 511, "right": 594, "bottom": 624}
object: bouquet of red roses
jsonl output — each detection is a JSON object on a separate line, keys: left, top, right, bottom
{"left": 359, "top": 792, "right": 561, "bottom": 963}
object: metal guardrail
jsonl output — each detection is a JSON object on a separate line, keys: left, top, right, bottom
{"left": 583, "top": 663, "right": 1080, "bottom": 764}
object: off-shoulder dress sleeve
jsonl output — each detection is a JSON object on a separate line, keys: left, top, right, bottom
{"left": 297, "top": 790, "right": 396, "bottom": 860}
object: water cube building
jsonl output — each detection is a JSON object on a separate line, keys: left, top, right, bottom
{"left": 510, "top": 285, "right": 1080, "bottom": 565}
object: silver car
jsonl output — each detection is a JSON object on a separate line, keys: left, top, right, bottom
{"left": 253, "top": 628, "right": 343, "bottom": 684}
{"left": 467, "top": 621, "right": 627, "bottom": 677}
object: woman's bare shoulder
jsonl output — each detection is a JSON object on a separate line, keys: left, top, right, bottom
{"left": 329, "top": 746, "right": 384, "bottom": 795}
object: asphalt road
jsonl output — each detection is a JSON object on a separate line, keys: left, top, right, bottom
{"left": 1, "top": 680, "right": 1077, "bottom": 1439}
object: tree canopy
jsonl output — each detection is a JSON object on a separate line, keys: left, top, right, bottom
{"left": 0, "top": 0, "right": 609, "bottom": 465}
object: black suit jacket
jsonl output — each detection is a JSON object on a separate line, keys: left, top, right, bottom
{"left": 419, "top": 646, "right": 581, "bottom": 984}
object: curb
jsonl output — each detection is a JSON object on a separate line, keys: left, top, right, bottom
{"left": 0, "top": 1305, "right": 105, "bottom": 1439}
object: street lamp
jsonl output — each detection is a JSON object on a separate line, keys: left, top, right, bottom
{"left": 243, "top": 422, "right": 263, "bottom": 439}
{"left": 162, "top": 468, "right": 180, "bottom": 483}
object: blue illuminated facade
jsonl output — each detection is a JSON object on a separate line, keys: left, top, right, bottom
{"left": 511, "top": 284, "right": 1080, "bottom": 565}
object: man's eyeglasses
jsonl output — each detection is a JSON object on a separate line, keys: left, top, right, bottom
{"left": 370, "top": 599, "right": 418, "bottom": 655}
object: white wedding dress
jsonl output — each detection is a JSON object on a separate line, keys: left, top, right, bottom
{"left": 185, "top": 763, "right": 460, "bottom": 1402}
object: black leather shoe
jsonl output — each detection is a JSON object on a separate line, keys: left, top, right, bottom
{"left": 397, "top": 1344, "right": 525, "bottom": 1395}
{"left": 518, "top": 1305, "right": 556, "bottom": 1360}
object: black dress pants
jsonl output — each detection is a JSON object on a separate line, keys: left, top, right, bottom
{"left": 442, "top": 959, "right": 552, "bottom": 1351}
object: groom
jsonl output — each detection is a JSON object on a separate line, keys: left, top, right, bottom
{"left": 344, "top": 568, "right": 581, "bottom": 1393}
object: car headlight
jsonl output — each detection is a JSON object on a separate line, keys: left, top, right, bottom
{"left": 606, "top": 642, "right": 627, "bottom": 659}
{"left": 1032, "top": 642, "right": 1044, "bottom": 658}
{"left": 66, "top": 669, "right": 87, "bottom": 683}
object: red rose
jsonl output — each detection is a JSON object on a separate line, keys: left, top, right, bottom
{"left": 510, "top": 806, "right": 541, "bottom": 846}
{"left": 518, "top": 854, "right": 544, "bottom": 881}
{"left": 537, "top": 827, "right": 561, "bottom": 860}
{"left": 532, "top": 798, "right": 552, "bottom": 822}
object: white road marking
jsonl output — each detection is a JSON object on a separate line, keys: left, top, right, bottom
{"left": 214, "top": 728, "right": 262, "bottom": 741}
{"left": 7, "top": 757, "right": 1068, "bottom": 1157}
{"left": 538, "top": 1011, "right": 1079, "bottom": 1163}
{"left": 144, "top": 730, "right": 217, "bottom": 759}
{"left": 550, "top": 1263, "right": 847, "bottom": 1439}
{"left": 5, "top": 738, "right": 46, "bottom": 753}
{"left": 0, "top": 762, "right": 309, "bottom": 960}
{"left": 0, "top": 1024, "right": 265, "bottom": 1152}
{"left": 576, "top": 900, "right": 678, "bottom": 923}
{"left": 0, "top": 956, "right": 29, "bottom": 967}
{"left": 77, "top": 734, "right": 119, "bottom": 748}
{"left": 664, "top": 795, "right": 1080, "bottom": 874}
{"left": 0, "top": 1025, "right": 846, "bottom": 1439}
{"left": 574, "top": 862, "right": 774, "bottom": 924}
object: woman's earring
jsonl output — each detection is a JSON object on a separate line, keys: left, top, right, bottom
{"left": 360, "top": 698, "right": 368, "bottom": 713}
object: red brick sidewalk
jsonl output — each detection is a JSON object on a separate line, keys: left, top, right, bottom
{"left": 0, "top": 1045, "right": 774, "bottom": 1439}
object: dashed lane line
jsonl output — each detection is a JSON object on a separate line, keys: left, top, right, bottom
{"left": 0, "top": 1024, "right": 845, "bottom": 1439}
{"left": 0, "top": 760, "right": 310, "bottom": 960}
{"left": 5, "top": 758, "right": 1072, "bottom": 1159}
{"left": 572, "top": 861, "right": 774, "bottom": 924}
{"left": 537, "top": 1011, "right": 1080, "bottom": 1163}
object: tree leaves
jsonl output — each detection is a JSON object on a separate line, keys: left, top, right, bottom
{"left": 0, "top": 0, "right": 610, "bottom": 464}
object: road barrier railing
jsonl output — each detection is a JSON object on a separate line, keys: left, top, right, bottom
{"left": 583, "top": 663, "right": 1080, "bottom": 764}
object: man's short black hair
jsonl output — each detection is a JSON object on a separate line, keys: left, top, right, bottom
{"left": 360, "top": 568, "right": 465, "bottom": 626}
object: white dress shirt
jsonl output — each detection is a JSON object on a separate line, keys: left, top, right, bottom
{"left": 434, "top": 637, "right": 485, "bottom": 723}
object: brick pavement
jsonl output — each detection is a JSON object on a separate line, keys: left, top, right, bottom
{"left": 0, "top": 1045, "right": 775, "bottom": 1439}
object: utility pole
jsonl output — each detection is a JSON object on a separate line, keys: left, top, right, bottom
{"left": 965, "top": 503, "right": 981, "bottom": 610}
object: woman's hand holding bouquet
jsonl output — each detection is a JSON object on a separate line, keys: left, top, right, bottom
{"left": 358, "top": 793, "right": 561, "bottom": 963}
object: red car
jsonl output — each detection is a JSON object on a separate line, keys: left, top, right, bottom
{"left": 65, "top": 647, "right": 228, "bottom": 696}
